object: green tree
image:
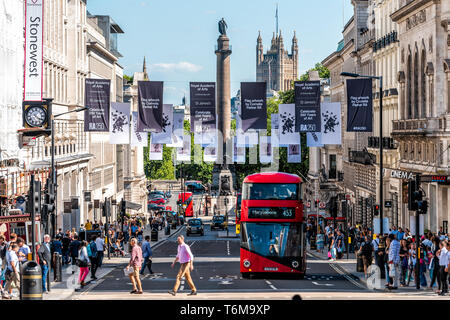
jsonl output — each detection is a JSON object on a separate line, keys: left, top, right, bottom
{"left": 299, "top": 63, "right": 330, "bottom": 81}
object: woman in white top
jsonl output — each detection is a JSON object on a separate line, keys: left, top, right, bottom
{"left": 437, "top": 240, "right": 448, "bottom": 295}
{"left": 77, "top": 241, "right": 91, "bottom": 287}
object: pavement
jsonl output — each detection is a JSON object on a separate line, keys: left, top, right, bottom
{"left": 306, "top": 245, "right": 446, "bottom": 296}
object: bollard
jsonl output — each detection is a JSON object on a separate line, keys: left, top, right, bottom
{"left": 53, "top": 253, "right": 63, "bottom": 282}
{"left": 356, "top": 254, "right": 364, "bottom": 273}
{"left": 20, "top": 260, "right": 42, "bottom": 300}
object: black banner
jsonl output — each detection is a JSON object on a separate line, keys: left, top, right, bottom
{"left": 241, "top": 82, "right": 267, "bottom": 131}
{"left": 294, "top": 81, "right": 321, "bottom": 132}
{"left": 346, "top": 78, "right": 373, "bottom": 132}
{"left": 84, "top": 79, "right": 110, "bottom": 132}
{"left": 189, "top": 82, "right": 216, "bottom": 132}
{"left": 137, "top": 81, "right": 163, "bottom": 133}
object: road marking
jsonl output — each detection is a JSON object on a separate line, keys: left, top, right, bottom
{"left": 329, "top": 263, "right": 366, "bottom": 290}
{"left": 312, "top": 281, "right": 334, "bottom": 287}
{"left": 227, "top": 241, "right": 230, "bottom": 256}
{"left": 265, "top": 280, "right": 277, "bottom": 290}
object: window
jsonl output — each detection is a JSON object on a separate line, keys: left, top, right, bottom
{"left": 329, "top": 154, "right": 337, "bottom": 179}
{"left": 243, "top": 183, "right": 299, "bottom": 200}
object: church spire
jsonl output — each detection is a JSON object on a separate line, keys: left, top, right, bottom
{"left": 143, "top": 56, "right": 148, "bottom": 80}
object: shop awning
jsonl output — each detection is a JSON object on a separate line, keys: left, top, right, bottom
{"left": 125, "top": 201, "right": 142, "bottom": 211}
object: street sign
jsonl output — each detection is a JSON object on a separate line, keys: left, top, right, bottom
{"left": 16, "top": 196, "right": 25, "bottom": 205}
{"left": 384, "top": 200, "right": 392, "bottom": 208}
{"left": 63, "top": 201, "right": 72, "bottom": 213}
{"left": 84, "top": 191, "right": 92, "bottom": 202}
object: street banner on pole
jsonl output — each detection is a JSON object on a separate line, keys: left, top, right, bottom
{"left": 232, "top": 136, "right": 246, "bottom": 163}
{"left": 204, "top": 146, "right": 217, "bottom": 163}
{"left": 259, "top": 135, "right": 273, "bottom": 163}
{"left": 271, "top": 113, "right": 280, "bottom": 138}
{"left": 166, "top": 110, "right": 184, "bottom": 148}
{"left": 307, "top": 132, "right": 323, "bottom": 147}
{"left": 294, "top": 81, "right": 321, "bottom": 132}
{"left": 190, "top": 82, "right": 216, "bottom": 133}
{"left": 240, "top": 82, "right": 267, "bottom": 131}
{"left": 321, "top": 102, "right": 342, "bottom": 145}
{"left": 24, "top": 0, "right": 44, "bottom": 101}
{"left": 84, "top": 79, "right": 110, "bottom": 132}
{"left": 346, "top": 78, "right": 373, "bottom": 132}
{"left": 288, "top": 143, "right": 301, "bottom": 163}
{"left": 279, "top": 104, "right": 298, "bottom": 146}
{"left": 131, "top": 111, "right": 148, "bottom": 147}
{"left": 176, "top": 135, "right": 191, "bottom": 162}
{"left": 109, "top": 102, "right": 130, "bottom": 144}
{"left": 137, "top": 81, "right": 163, "bottom": 133}
{"left": 152, "top": 104, "right": 173, "bottom": 144}
{"left": 149, "top": 143, "right": 163, "bottom": 160}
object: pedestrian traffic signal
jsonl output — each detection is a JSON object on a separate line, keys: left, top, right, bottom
{"left": 373, "top": 204, "right": 380, "bottom": 216}
{"left": 408, "top": 180, "right": 418, "bottom": 211}
{"left": 44, "top": 179, "right": 55, "bottom": 213}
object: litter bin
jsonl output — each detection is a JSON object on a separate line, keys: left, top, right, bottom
{"left": 20, "top": 260, "right": 42, "bottom": 300}
{"left": 151, "top": 229, "right": 158, "bottom": 242}
{"left": 53, "top": 253, "right": 63, "bottom": 282}
{"left": 165, "top": 225, "right": 171, "bottom": 235}
{"left": 310, "top": 234, "right": 317, "bottom": 250}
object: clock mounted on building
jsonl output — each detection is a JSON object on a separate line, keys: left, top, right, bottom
{"left": 24, "top": 105, "right": 47, "bottom": 127}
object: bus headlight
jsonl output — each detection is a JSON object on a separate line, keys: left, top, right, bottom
{"left": 292, "top": 260, "right": 299, "bottom": 268}
{"left": 243, "top": 259, "right": 251, "bottom": 268}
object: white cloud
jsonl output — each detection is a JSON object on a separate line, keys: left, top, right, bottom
{"left": 151, "top": 62, "right": 203, "bottom": 73}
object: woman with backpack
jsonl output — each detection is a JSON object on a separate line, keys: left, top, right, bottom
{"left": 359, "top": 235, "right": 373, "bottom": 279}
{"left": 77, "top": 241, "right": 91, "bottom": 287}
{"left": 87, "top": 236, "right": 98, "bottom": 281}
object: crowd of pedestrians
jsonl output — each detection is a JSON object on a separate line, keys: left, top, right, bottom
{"left": 307, "top": 219, "right": 450, "bottom": 295}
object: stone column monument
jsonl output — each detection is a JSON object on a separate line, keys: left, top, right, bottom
{"left": 212, "top": 18, "right": 236, "bottom": 214}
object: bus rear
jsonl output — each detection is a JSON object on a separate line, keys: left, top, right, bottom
{"left": 235, "top": 192, "right": 242, "bottom": 234}
{"left": 239, "top": 172, "right": 306, "bottom": 278}
{"left": 178, "top": 192, "right": 194, "bottom": 218}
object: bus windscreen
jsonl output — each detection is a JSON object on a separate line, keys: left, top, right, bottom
{"left": 243, "top": 183, "right": 298, "bottom": 200}
{"left": 241, "top": 222, "right": 302, "bottom": 258}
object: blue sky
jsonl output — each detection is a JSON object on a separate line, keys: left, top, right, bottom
{"left": 87, "top": 0, "right": 353, "bottom": 104}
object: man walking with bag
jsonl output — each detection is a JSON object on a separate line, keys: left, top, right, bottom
{"left": 140, "top": 235, "right": 153, "bottom": 275}
{"left": 168, "top": 235, "right": 197, "bottom": 296}
{"left": 388, "top": 233, "right": 401, "bottom": 290}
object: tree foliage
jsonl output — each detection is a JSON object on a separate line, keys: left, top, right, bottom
{"left": 299, "top": 63, "right": 330, "bottom": 81}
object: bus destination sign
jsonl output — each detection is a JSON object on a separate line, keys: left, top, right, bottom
{"left": 248, "top": 207, "right": 295, "bottom": 219}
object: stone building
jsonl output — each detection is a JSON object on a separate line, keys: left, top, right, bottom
{"left": 256, "top": 31, "right": 298, "bottom": 93}
{"left": 369, "top": 0, "right": 402, "bottom": 229}
{"left": 391, "top": 0, "right": 450, "bottom": 232}
{"left": 122, "top": 61, "right": 149, "bottom": 220}
{"left": 86, "top": 13, "right": 125, "bottom": 224}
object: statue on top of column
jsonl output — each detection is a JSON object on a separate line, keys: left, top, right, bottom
{"left": 218, "top": 18, "right": 228, "bottom": 36}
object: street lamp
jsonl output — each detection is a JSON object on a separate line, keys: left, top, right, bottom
{"left": 50, "top": 105, "right": 88, "bottom": 237}
{"left": 341, "top": 72, "right": 384, "bottom": 236}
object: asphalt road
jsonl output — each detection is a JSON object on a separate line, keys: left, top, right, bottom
{"left": 73, "top": 213, "right": 365, "bottom": 298}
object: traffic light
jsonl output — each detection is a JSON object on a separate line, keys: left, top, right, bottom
{"left": 314, "top": 199, "right": 319, "bottom": 208}
{"left": 418, "top": 200, "right": 428, "bottom": 214}
{"left": 44, "top": 178, "right": 55, "bottom": 213}
{"left": 408, "top": 180, "right": 418, "bottom": 211}
{"left": 373, "top": 204, "right": 380, "bottom": 216}
{"left": 33, "top": 180, "right": 41, "bottom": 215}
{"left": 119, "top": 199, "right": 126, "bottom": 218}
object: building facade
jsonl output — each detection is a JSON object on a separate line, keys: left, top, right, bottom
{"left": 256, "top": 31, "right": 298, "bottom": 93}
{"left": 391, "top": 0, "right": 450, "bottom": 232}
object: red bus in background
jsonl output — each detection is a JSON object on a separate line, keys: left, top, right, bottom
{"left": 235, "top": 193, "right": 242, "bottom": 234}
{"left": 178, "top": 192, "right": 194, "bottom": 217}
{"left": 240, "top": 172, "right": 306, "bottom": 278}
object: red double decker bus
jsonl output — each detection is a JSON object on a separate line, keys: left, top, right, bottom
{"left": 178, "top": 192, "right": 194, "bottom": 217}
{"left": 240, "top": 172, "right": 306, "bottom": 278}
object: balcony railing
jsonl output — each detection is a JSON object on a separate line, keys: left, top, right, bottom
{"left": 392, "top": 118, "right": 447, "bottom": 134}
{"left": 349, "top": 150, "right": 375, "bottom": 165}
{"left": 368, "top": 137, "right": 397, "bottom": 149}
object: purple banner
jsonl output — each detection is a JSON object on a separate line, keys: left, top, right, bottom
{"left": 84, "top": 79, "right": 110, "bottom": 132}
{"left": 137, "top": 81, "right": 163, "bottom": 133}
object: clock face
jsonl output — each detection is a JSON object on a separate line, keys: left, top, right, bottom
{"left": 25, "top": 106, "right": 47, "bottom": 127}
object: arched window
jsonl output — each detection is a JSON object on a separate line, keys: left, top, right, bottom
{"left": 421, "top": 50, "right": 426, "bottom": 118}
{"left": 414, "top": 52, "right": 419, "bottom": 118}
{"left": 407, "top": 55, "right": 412, "bottom": 119}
